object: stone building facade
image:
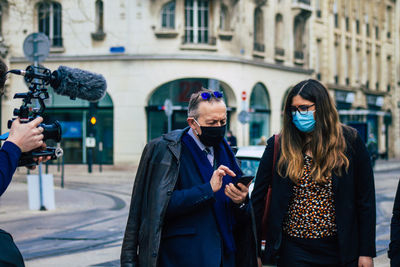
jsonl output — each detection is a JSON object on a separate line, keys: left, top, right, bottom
{"left": 0, "top": 0, "right": 398, "bottom": 164}
{"left": 310, "top": 0, "right": 399, "bottom": 158}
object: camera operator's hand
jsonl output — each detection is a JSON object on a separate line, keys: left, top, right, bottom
{"left": 27, "top": 143, "right": 52, "bottom": 170}
{"left": 8, "top": 117, "right": 44, "bottom": 152}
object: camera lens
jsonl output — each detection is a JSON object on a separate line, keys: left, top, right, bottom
{"left": 41, "top": 120, "right": 62, "bottom": 142}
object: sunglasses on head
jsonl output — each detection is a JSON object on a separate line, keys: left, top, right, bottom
{"left": 200, "top": 91, "right": 223, "bottom": 100}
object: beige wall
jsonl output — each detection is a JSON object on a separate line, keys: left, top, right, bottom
{"left": 1, "top": 0, "right": 399, "bottom": 164}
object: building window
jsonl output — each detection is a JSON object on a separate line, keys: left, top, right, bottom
{"left": 38, "top": 1, "right": 62, "bottom": 47}
{"left": 162, "top": 1, "right": 175, "bottom": 29}
{"left": 365, "top": 13, "right": 370, "bottom": 37}
{"left": 95, "top": 0, "right": 104, "bottom": 33}
{"left": 184, "top": 0, "right": 209, "bottom": 44}
{"left": 333, "top": 0, "right": 338, "bottom": 28}
{"left": 386, "top": 6, "right": 392, "bottom": 39}
{"left": 344, "top": 4, "right": 349, "bottom": 31}
{"left": 387, "top": 56, "right": 392, "bottom": 92}
{"left": 254, "top": 7, "right": 264, "bottom": 52}
{"left": 356, "top": 19, "right": 360, "bottom": 34}
{"left": 91, "top": 0, "right": 106, "bottom": 41}
{"left": 333, "top": 44, "right": 338, "bottom": 83}
{"left": 376, "top": 53, "right": 380, "bottom": 90}
{"left": 316, "top": 39, "right": 322, "bottom": 80}
{"left": 275, "top": 14, "right": 284, "bottom": 56}
{"left": 294, "top": 15, "right": 306, "bottom": 63}
{"left": 219, "top": 4, "right": 229, "bottom": 31}
{"left": 355, "top": 48, "right": 361, "bottom": 84}
{"left": 345, "top": 47, "right": 350, "bottom": 85}
{"left": 367, "top": 51, "right": 371, "bottom": 87}
{"left": 316, "top": 0, "right": 321, "bottom": 18}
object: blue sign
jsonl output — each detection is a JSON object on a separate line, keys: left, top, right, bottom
{"left": 60, "top": 121, "right": 82, "bottom": 138}
{"left": 110, "top": 46, "right": 125, "bottom": 53}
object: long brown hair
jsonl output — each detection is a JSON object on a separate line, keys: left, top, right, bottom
{"left": 277, "top": 79, "right": 349, "bottom": 184}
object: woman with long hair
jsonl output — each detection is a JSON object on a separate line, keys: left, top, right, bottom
{"left": 252, "top": 79, "right": 376, "bottom": 267}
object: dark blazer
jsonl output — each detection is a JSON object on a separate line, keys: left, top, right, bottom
{"left": 389, "top": 179, "right": 400, "bottom": 266}
{"left": 252, "top": 126, "right": 376, "bottom": 265}
{"left": 159, "top": 140, "right": 235, "bottom": 267}
{"left": 121, "top": 128, "right": 258, "bottom": 267}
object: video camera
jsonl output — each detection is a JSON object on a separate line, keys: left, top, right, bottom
{"left": 4, "top": 63, "right": 107, "bottom": 167}
{"left": 7, "top": 65, "right": 63, "bottom": 167}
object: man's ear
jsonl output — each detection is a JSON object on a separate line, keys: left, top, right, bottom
{"left": 187, "top": 117, "right": 200, "bottom": 135}
{"left": 187, "top": 117, "right": 196, "bottom": 129}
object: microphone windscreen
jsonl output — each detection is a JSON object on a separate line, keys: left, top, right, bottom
{"left": 54, "top": 66, "right": 107, "bottom": 102}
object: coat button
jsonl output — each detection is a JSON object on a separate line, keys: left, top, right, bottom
{"left": 167, "top": 191, "right": 172, "bottom": 196}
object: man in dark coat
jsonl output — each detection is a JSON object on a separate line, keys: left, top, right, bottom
{"left": 121, "top": 89, "right": 258, "bottom": 267}
{"left": 389, "top": 179, "right": 400, "bottom": 266}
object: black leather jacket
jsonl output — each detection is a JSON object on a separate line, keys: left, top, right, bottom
{"left": 120, "top": 128, "right": 258, "bottom": 267}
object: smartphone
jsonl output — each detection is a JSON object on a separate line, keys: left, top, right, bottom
{"left": 234, "top": 175, "right": 254, "bottom": 189}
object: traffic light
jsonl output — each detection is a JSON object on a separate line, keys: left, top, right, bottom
{"left": 90, "top": 116, "right": 97, "bottom": 125}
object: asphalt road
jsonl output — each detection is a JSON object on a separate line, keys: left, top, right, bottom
{"left": 0, "top": 163, "right": 398, "bottom": 266}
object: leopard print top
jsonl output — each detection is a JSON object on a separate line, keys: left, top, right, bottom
{"left": 282, "top": 155, "right": 337, "bottom": 238}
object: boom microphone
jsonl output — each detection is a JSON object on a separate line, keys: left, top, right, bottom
{"left": 52, "top": 66, "right": 107, "bottom": 102}
{"left": 10, "top": 65, "right": 107, "bottom": 102}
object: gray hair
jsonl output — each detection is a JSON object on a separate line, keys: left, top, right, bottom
{"left": 187, "top": 88, "right": 224, "bottom": 119}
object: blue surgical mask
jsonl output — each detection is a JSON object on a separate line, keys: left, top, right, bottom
{"left": 292, "top": 111, "right": 316, "bottom": 133}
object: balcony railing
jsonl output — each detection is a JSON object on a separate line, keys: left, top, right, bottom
{"left": 293, "top": 0, "right": 310, "bottom": 4}
{"left": 182, "top": 36, "right": 216, "bottom": 46}
{"left": 275, "top": 47, "right": 285, "bottom": 56}
{"left": 294, "top": 50, "right": 304, "bottom": 60}
{"left": 254, "top": 42, "right": 265, "bottom": 52}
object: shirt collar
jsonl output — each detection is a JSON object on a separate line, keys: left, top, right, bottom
{"left": 188, "top": 128, "right": 214, "bottom": 154}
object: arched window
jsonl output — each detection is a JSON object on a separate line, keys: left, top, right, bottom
{"left": 254, "top": 7, "right": 264, "bottom": 52}
{"left": 275, "top": 14, "right": 284, "bottom": 56}
{"left": 147, "top": 78, "right": 232, "bottom": 141}
{"left": 161, "top": 1, "right": 175, "bottom": 29}
{"left": 38, "top": 1, "right": 62, "bottom": 47}
{"left": 249, "top": 83, "right": 270, "bottom": 145}
{"left": 220, "top": 4, "right": 229, "bottom": 31}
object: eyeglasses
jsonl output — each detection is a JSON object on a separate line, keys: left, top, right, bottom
{"left": 200, "top": 91, "right": 223, "bottom": 100}
{"left": 289, "top": 104, "right": 315, "bottom": 115}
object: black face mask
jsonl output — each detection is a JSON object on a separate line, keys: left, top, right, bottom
{"left": 195, "top": 120, "right": 226, "bottom": 147}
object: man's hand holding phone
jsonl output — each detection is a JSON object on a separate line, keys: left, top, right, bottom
{"left": 224, "top": 175, "right": 254, "bottom": 204}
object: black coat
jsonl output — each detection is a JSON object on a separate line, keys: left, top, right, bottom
{"left": 252, "top": 127, "right": 376, "bottom": 265}
{"left": 389, "top": 179, "right": 400, "bottom": 266}
{"left": 120, "top": 128, "right": 258, "bottom": 267}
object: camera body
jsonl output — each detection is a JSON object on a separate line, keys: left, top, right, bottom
{"left": 7, "top": 65, "right": 64, "bottom": 167}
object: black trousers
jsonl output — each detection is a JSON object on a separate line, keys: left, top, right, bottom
{"left": 0, "top": 229, "right": 25, "bottom": 267}
{"left": 277, "top": 235, "right": 357, "bottom": 267}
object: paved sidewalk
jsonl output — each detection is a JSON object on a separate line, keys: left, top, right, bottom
{"left": 1, "top": 159, "right": 399, "bottom": 267}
